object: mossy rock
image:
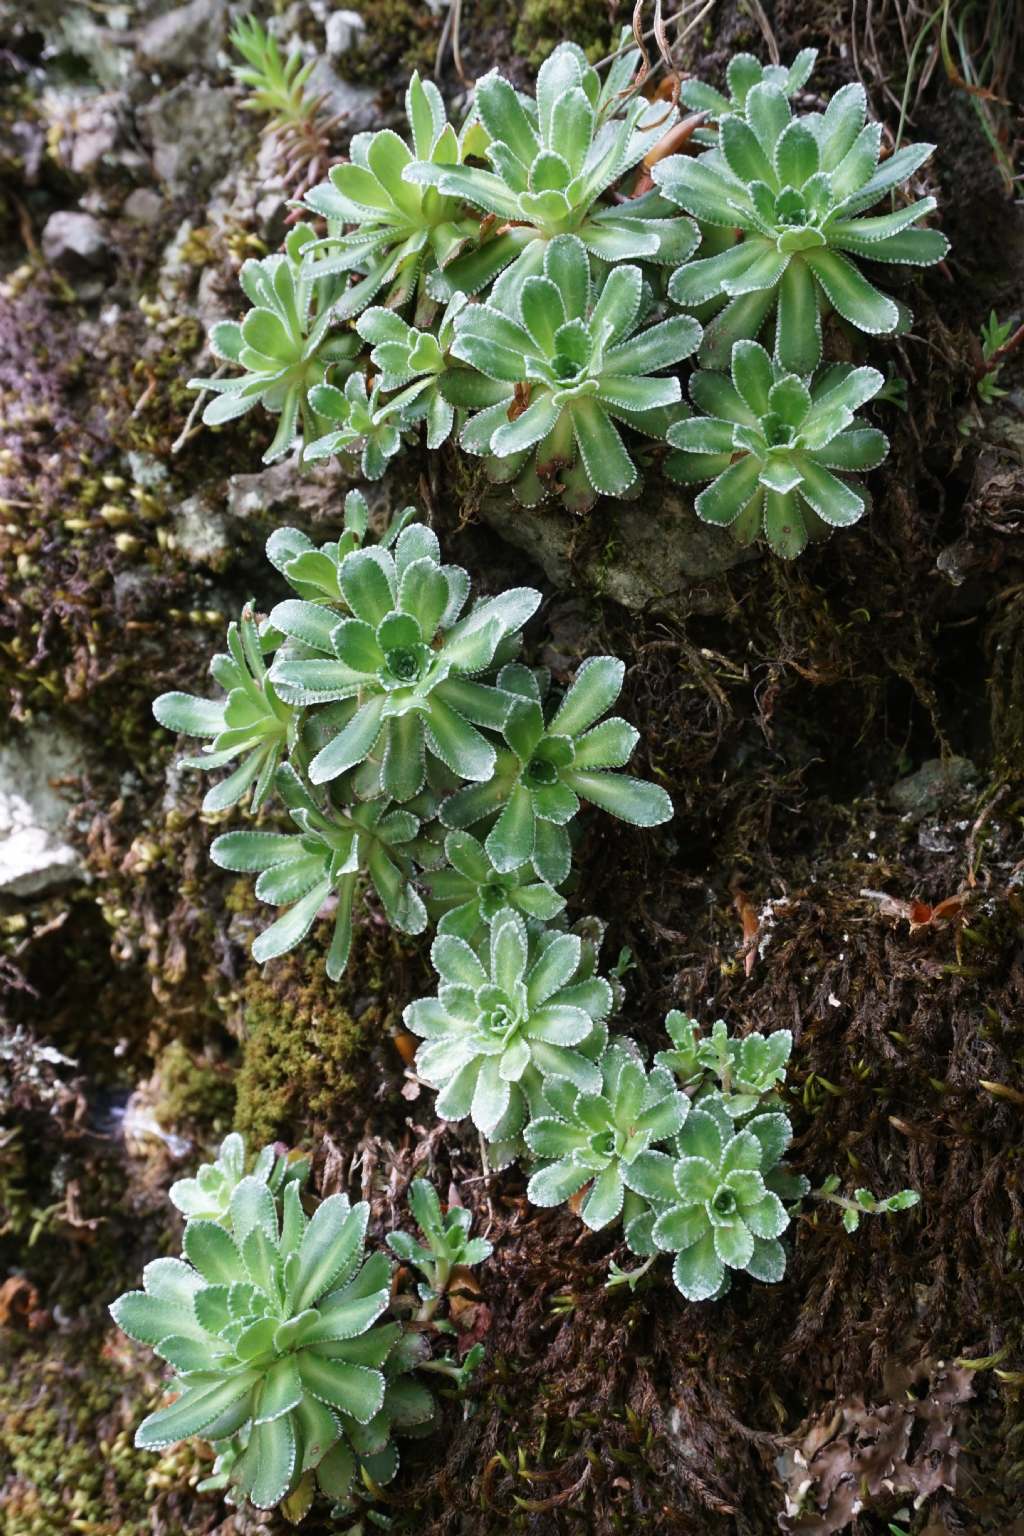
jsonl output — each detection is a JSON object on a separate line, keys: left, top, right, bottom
{"left": 513, "top": 0, "right": 616, "bottom": 66}
{"left": 233, "top": 928, "right": 406, "bottom": 1147}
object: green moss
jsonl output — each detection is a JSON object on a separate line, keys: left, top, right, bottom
{"left": 513, "top": 0, "right": 615, "bottom": 66}
{"left": 333, "top": 0, "right": 443, "bottom": 85}
{"left": 0, "top": 1333, "right": 197, "bottom": 1536}
{"left": 233, "top": 932, "right": 400, "bottom": 1146}
{"left": 154, "top": 1040, "right": 236, "bottom": 1136}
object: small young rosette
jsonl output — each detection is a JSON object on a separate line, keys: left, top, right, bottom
{"left": 210, "top": 764, "right": 427, "bottom": 980}
{"left": 264, "top": 489, "right": 418, "bottom": 607}
{"left": 667, "top": 340, "right": 888, "bottom": 557}
{"left": 441, "top": 657, "right": 673, "bottom": 886}
{"left": 525, "top": 1042, "right": 690, "bottom": 1230}
{"left": 647, "top": 1093, "right": 795, "bottom": 1301}
{"left": 152, "top": 607, "right": 296, "bottom": 813}
{"left": 110, "top": 1180, "right": 398, "bottom": 1512}
{"left": 422, "top": 828, "right": 566, "bottom": 943}
{"left": 187, "top": 224, "right": 361, "bottom": 465}
{"left": 405, "top": 908, "right": 613, "bottom": 1152}
{"left": 169, "top": 1132, "right": 309, "bottom": 1225}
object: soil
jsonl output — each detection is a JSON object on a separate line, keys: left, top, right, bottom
{"left": 1, "top": 2, "right": 1023, "bottom": 1535}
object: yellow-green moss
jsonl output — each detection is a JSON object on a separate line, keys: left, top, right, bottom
{"left": 154, "top": 1039, "right": 236, "bottom": 1135}
{"left": 233, "top": 931, "right": 402, "bottom": 1146}
{"left": 513, "top": 0, "right": 615, "bottom": 66}
{"left": 0, "top": 1334, "right": 194, "bottom": 1536}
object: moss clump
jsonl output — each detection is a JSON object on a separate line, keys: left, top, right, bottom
{"left": 233, "top": 931, "right": 401, "bottom": 1146}
{"left": 154, "top": 1039, "right": 236, "bottom": 1136}
{"left": 333, "top": 0, "right": 442, "bottom": 85}
{"left": 513, "top": 0, "right": 614, "bottom": 66}
{"left": 0, "top": 1333, "right": 191, "bottom": 1536}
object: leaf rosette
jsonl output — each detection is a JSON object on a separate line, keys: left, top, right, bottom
{"left": 422, "top": 828, "right": 566, "bottom": 944}
{"left": 211, "top": 764, "right": 427, "bottom": 980}
{"left": 450, "top": 233, "right": 701, "bottom": 510}
{"left": 667, "top": 339, "right": 888, "bottom": 557}
{"left": 525, "top": 1042, "right": 690, "bottom": 1230}
{"left": 645, "top": 1092, "right": 797, "bottom": 1301}
{"left": 409, "top": 40, "right": 699, "bottom": 302}
{"left": 153, "top": 607, "right": 297, "bottom": 813}
{"left": 441, "top": 657, "right": 673, "bottom": 886}
{"left": 268, "top": 525, "right": 540, "bottom": 802}
{"left": 299, "top": 72, "right": 486, "bottom": 321}
{"left": 169, "top": 1133, "right": 309, "bottom": 1226}
{"left": 405, "top": 908, "right": 613, "bottom": 1155}
{"left": 110, "top": 1179, "right": 399, "bottom": 1511}
{"left": 188, "top": 224, "right": 361, "bottom": 465}
{"left": 264, "top": 489, "right": 418, "bottom": 607}
{"left": 654, "top": 79, "right": 948, "bottom": 372}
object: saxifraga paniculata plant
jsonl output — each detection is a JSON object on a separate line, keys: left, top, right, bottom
{"left": 110, "top": 1136, "right": 490, "bottom": 1520}
{"left": 151, "top": 494, "right": 672, "bottom": 980}
{"left": 653, "top": 72, "right": 948, "bottom": 372}
{"left": 131, "top": 46, "right": 928, "bottom": 1513}
{"left": 189, "top": 35, "right": 944, "bottom": 558}
{"left": 666, "top": 339, "right": 888, "bottom": 556}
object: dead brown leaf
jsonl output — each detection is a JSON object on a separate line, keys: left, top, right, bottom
{"left": 777, "top": 1357, "right": 974, "bottom": 1532}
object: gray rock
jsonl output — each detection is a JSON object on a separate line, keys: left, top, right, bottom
{"left": 325, "top": 8, "right": 365, "bottom": 58}
{"left": 127, "top": 450, "right": 170, "bottom": 490}
{"left": 122, "top": 187, "right": 164, "bottom": 225}
{"left": 307, "top": 57, "right": 378, "bottom": 131}
{"left": 41, "top": 210, "right": 108, "bottom": 270}
{"left": 477, "top": 482, "right": 756, "bottom": 616}
{"left": 0, "top": 729, "right": 85, "bottom": 897}
{"left": 63, "top": 94, "right": 122, "bottom": 176}
{"left": 890, "top": 757, "right": 977, "bottom": 819}
{"left": 227, "top": 457, "right": 354, "bottom": 525}
{"left": 138, "top": 0, "right": 227, "bottom": 72}
{"left": 173, "top": 494, "right": 230, "bottom": 567}
{"left": 143, "top": 82, "right": 237, "bottom": 196}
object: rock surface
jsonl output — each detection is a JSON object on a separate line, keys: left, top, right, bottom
{"left": 137, "top": 0, "right": 228, "bottom": 72}
{"left": 325, "top": 8, "right": 365, "bottom": 58}
{"left": 142, "top": 82, "right": 237, "bottom": 196}
{"left": 0, "top": 729, "right": 85, "bottom": 897}
{"left": 41, "top": 210, "right": 108, "bottom": 270}
{"left": 478, "top": 483, "right": 756, "bottom": 616}
{"left": 890, "top": 756, "right": 978, "bottom": 818}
